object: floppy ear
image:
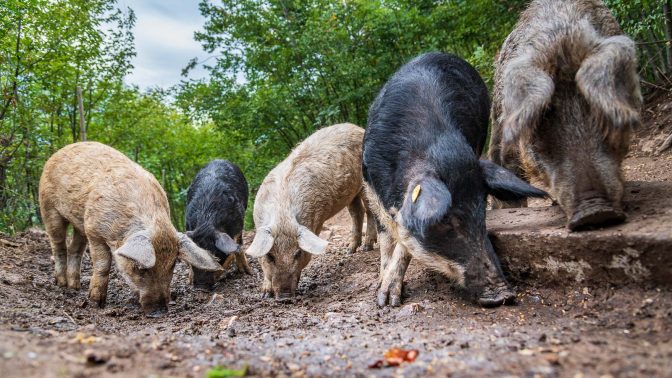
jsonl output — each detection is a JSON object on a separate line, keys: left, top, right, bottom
{"left": 576, "top": 35, "right": 642, "bottom": 134}
{"left": 297, "top": 225, "right": 328, "bottom": 255}
{"left": 480, "top": 160, "right": 547, "bottom": 201}
{"left": 115, "top": 230, "right": 155, "bottom": 269}
{"left": 177, "top": 232, "right": 222, "bottom": 271}
{"left": 245, "top": 226, "right": 274, "bottom": 258}
{"left": 215, "top": 231, "right": 239, "bottom": 254}
{"left": 400, "top": 175, "right": 452, "bottom": 235}
{"left": 501, "top": 53, "right": 555, "bottom": 144}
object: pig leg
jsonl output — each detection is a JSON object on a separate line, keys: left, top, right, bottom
{"left": 88, "top": 238, "right": 112, "bottom": 308}
{"left": 347, "top": 194, "right": 365, "bottom": 253}
{"left": 234, "top": 234, "right": 252, "bottom": 275}
{"left": 363, "top": 208, "right": 378, "bottom": 251}
{"left": 377, "top": 241, "right": 412, "bottom": 307}
{"left": 66, "top": 228, "right": 87, "bottom": 289}
{"left": 42, "top": 208, "right": 68, "bottom": 287}
{"left": 377, "top": 227, "right": 394, "bottom": 277}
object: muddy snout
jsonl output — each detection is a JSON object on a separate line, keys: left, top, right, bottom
{"left": 143, "top": 301, "right": 169, "bottom": 318}
{"left": 477, "top": 282, "right": 516, "bottom": 308}
{"left": 274, "top": 290, "right": 296, "bottom": 303}
{"left": 190, "top": 267, "right": 219, "bottom": 292}
{"left": 568, "top": 194, "right": 626, "bottom": 231}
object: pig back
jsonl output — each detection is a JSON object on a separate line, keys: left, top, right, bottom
{"left": 40, "top": 142, "right": 170, "bottom": 241}
{"left": 256, "top": 123, "right": 365, "bottom": 232}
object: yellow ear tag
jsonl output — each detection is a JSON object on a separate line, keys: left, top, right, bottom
{"left": 412, "top": 185, "right": 422, "bottom": 203}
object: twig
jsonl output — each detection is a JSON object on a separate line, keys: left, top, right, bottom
{"left": 636, "top": 39, "right": 672, "bottom": 46}
{"left": 656, "top": 132, "right": 672, "bottom": 155}
{"left": 62, "top": 309, "right": 78, "bottom": 326}
{"left": 0, "top": 238, "right": 20, "bottom": 247}
{"left": 641, "top": 80, "right": 672, "bottom": 92}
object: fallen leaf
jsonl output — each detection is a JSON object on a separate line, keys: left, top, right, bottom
{"left": 205, "top": 363, "right": 248, "bottom": 378}
{"left": 368, "top": 347, "right": 419, "bottom": 369}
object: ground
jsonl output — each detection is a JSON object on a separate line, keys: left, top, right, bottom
{"left": 1, "top": 91, "right": 671, "bottom": 377}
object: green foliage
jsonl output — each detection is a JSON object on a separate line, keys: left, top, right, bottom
{"left": 604, "top": 0, "right": 671, "bottom": 82}
{"left": 1, "top": 0, "right": 669, "bottom": 234}
{"left": 177, "top": 0, "right": 526, "bottom": 226}
{"left": 205, "top": 364, "right": 248, "bottom": 378}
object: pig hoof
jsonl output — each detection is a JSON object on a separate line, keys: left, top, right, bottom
{"left": 55, "top": 277, "right": 67, "bottom": 287}
{"left": 261, "top": 292, "right": 273, "bottom": 300}
{"left": 67, "top": 278, "right": 81, "bottom": 290}
{"left": 89, "top": 290, "right": 107, "bottom": 308}
{"left": 568, "top": 200, "right": 626, "bottom": 231}
{"left": 363, "top": 241, "right": 375, "bottom": 251}
{"left": 376, "top": 288, "right": 402, "bottom": 307}
{"left": 478, "top": 289, "right": 516, "bottom": 308}
{"left": 145, "top": 309, "right": 167, "bottom": 318}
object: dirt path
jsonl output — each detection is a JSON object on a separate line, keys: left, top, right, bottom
{"left": 2, "top": 167, "right": 671, "bottom": 378}
{"left": 1, "top": 91, "right": 672, "bottom": 377}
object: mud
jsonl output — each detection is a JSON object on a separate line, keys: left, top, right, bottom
{"left": 0, "top": 200, "right": 671, "bottom": 377}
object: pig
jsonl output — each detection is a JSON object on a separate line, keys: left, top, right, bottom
{"left": 38, "top": 142, "right": 222, "bottom": 316}
{"left": 185, "top": 159, "right": 251, "bottom": 290}
{"left": 488, "top": 0, "right": 642, "bottom": 231}
{"left": 363, "top": 52, "right": 547, "bottom": 307}
{"left": 245, "top": 123, "right": 377, "bottom": 299}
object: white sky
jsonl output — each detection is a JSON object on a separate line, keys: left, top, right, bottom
{"left": 117, "top": 0, "right": 210, "bottom": 90}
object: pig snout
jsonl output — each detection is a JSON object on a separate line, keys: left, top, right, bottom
{"left": 143, "top": 301, "right": 169, "bottom": 318}
{"left": 191, "top": 268, "right": 218, "bottom": 292}
{"left": 568, "top": 191, "right": 625, "bottom": 231}
{"left": 465, "top": 240, "right": 516, "bottom": 308}
{"left": 477, "top": 281, "right": 516, "bottom": 308}
{"left": 140, "top": 292, "right": 170, "bottom": 318}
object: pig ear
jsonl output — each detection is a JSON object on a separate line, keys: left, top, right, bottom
{"left": 400, "top": 175, "right": 452, "bottom": 235}
{"left": 215, "top": 231, "right": 239, "bottom": 254}
{"left": 245, "top": 227, "right": 274, "bottom": 258}
{"left": 115, "top": 230, "right": 156, "bottom": 269}
{"left": 500, "top": 53, "right": 555, "bottom": 144}
{"left": 297, "top": 225, "right": 328, "bottom": 255}
{"left": 177, "top": 233, "right": 222, "bottom": 272}
{"left": 576, "top": 35, "right": 642, "bottom": 135}
{"left": 185, "top": 230, "right": 195, "bottom": 238}
{"left": 480, "top": 160, "right": 547, "bottom": 201}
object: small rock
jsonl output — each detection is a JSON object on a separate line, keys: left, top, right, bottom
{"left": 3, "top": 351, "right": 14, "bottom": 359}
{"left": 460, "top": 342, "right": 469, "bottom": 349}
{"left": 542, "top": 352, "right": 560, "bottom": 365}
{"left": 85, "top": 349, "right": 109, "bottom": 365}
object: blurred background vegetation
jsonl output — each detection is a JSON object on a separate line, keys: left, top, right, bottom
{"left": 1, "top": 0, "right": 671, "bottom": 233}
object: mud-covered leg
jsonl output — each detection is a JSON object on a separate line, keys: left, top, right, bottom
{"left": 377, "top": 242, "right": 412, "bottom": 307}
{"left": 42, "top": 208, "right": 68, "bottom": 287}
{"left": 347, "top": 194, "right": 365, "bottom": 253}
{"left": 66, "top": 228, "right": 87, "bottom": 289}
{"left": 362, "top": 196, "right": 377, "bottom": 251}
{"left": 234, "top": 234, "right": 252, "bottom": 274}
{"left": 377, "top": 226, "right": 394, "bottom": 278}
{"left": 88, "top": 238, "right": 111, "bottom": 308}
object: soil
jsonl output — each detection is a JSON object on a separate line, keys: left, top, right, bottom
{"left": 1, "top": 91, "right": 671, "bottom": 378}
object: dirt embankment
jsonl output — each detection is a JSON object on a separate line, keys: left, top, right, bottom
{"left": 1, "top": 90, "right": 671, "bottom": 377}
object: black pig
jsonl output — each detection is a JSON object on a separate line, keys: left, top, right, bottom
{"left": 363, "top": 52, "right": 547, "bottom": 307}
{"left": 185, "top": 159, "right": 251, "bottom": 290}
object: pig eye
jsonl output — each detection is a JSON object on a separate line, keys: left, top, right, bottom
{"left": 266, "top": 254, "right": 275, "bottom": 264}
{"left": 293, "top": 251, "right": 302, "bottom": 260}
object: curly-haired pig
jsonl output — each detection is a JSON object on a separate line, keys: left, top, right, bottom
{"left": 39, "top": 142, "right": 222, "bottom": 316}
{"left": 246, "top": 123, "right": 377, "bottom": 299}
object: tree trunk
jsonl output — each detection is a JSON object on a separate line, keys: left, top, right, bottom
{"left": 664, "top": 1, "right": 672, "bottom": 72}
{"left": 76, "top": 86, "right": 87, "bottom": 141}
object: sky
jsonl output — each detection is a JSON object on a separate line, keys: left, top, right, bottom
{"left": 117, "top": 0, "right": 210, "bottom": 90}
